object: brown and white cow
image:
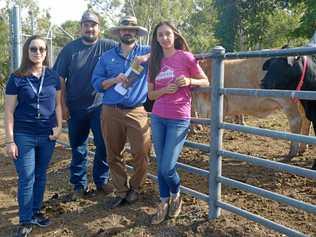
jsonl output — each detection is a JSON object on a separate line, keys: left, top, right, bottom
{"left": 192, "top": 57, "right": 311, "bottom": 159}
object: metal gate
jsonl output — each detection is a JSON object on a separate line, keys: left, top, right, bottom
{"left": 190, "top": 46, "right": 316, "bottom": 237}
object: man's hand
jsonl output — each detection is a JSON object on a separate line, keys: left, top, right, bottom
{"left": 115, "top": 73, "right": 129, "bottom": 85}
{"left": 101, "top": 73, "right": 129, "bottom": 90}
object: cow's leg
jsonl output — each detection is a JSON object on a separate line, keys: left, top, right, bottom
{"left": 191, "top": 111, "right": 204, "bottom": 132}
{"left": 298, "top": 117, "right": 311, "bottom": 154}
{"left": 191, "top": 93, "right": 209, "bottom": 132}
{"left": 281, "top": 105, "right": 303, "bottom": 160}
{"left": 234, "top": 114, "right": 245, "bottom": 125}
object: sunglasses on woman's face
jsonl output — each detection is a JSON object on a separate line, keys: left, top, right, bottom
{"left": 29, "top": 47, "right": 47, "bottom": 54}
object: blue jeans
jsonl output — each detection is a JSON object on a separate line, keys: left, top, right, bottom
{"left": 14, "top": 133, "right": 55, "bottom": 224}
{"left": 68, "top": 106, "right": 109, "bottom": 191}
{"left": 151, "top": 114, "right": 190, "bottom": 199}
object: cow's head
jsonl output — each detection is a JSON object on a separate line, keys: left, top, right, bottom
{"left": 260, "top": 56, "right": 303, "bottom": 90}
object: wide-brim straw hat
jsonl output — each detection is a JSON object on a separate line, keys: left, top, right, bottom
{"left": 110, "top": 16, "right": 148, "bottom": 37}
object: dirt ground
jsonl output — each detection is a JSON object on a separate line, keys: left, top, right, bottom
{"left": 0, "top": 110, "right": 315, "bottom": 237}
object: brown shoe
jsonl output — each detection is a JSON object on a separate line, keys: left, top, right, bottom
{"left": 168, "top": 196, "right": 182, "bottom": 218}
{"left": 97, "top": 183, "right": 114, "bottom": 195}
{"left": 151, "top": 202, "right": 169, "bottom": 225}
{"left": 126, "top": 189, "right": 139, "bottom": 204}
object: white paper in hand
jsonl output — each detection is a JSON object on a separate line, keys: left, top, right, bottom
{"left": 113, "top": 62, "right": 144, "bottom": 96}
{"left": 114, "top": 82, "right": 128, "bottom": 95}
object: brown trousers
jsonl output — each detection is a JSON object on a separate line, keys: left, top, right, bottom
{"left": 101, "top": 105, "right": 150, "bottom": 198}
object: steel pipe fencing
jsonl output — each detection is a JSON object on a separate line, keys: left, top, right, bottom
{"left": 200, "top": 46, "right": 316, "bottom": 237}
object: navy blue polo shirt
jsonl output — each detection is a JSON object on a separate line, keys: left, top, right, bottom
{"left": 53, "top": 38, "right": 117, "bottom": 112}
{"left": 5, "top": 68, "right": 61, "bottom": 135}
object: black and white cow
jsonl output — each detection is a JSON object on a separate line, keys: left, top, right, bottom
{"left": 261, "top": 55, "right": 316, "bottom": 170}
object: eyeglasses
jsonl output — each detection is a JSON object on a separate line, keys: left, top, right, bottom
{"left": 29, "top": 47, "right": 47, "bottom": 54}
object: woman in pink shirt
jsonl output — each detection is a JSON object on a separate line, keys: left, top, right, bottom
{"left": 148, "top": 21, "right": 209, "bottom": 224}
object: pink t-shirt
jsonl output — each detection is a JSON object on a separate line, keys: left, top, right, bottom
{"left": 152, "top": 50, "right": 203, "bottom": 120}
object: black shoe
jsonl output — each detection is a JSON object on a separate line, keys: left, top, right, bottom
{"left": 15, "top": 224, "right": 32, "bottom": 237}
{"left": 30, "top": 212, "right": 51, "bottom": 227}
{"left": 70, "top": 189, "right": 96, "bottom": 201}
{"left": 83, "top": 189, "right": 96, "bottom": 198}
{"left": 126, "top": 190, "right": 139, "bottom": 204}
{"left": 106, "top": 196, "right": 127, "bottom": 209}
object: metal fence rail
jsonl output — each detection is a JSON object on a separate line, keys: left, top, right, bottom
{"left": 206, "top": 45, "right": 316, "bottom": 237}
{"left": 222, "top": 122, "right": 316, "bottom": 145}
{"left": 195, "top": 46, "right": 316, "bottom": 60}
{"left": 220, "top": 150, "right": 316, "bottom": 180}
{"left": 217, "top": 201, "right": 306, "bottom": 237}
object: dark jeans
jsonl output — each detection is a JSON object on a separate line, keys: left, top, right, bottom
{"left": 14, "top": 133, "right": 55, "bottom": 224}
{"left": 68, "top": 106, "right": 109, "bottom": 191}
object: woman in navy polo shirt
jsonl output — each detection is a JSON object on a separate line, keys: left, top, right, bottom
{"left": 4, "top": 35, "right": 62, "bottom": 237}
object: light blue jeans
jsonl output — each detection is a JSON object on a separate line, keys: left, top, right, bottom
{"left": 151, "top": 114, "right": 190, "bottom": 199}
{"left": 14, "top": 133, "right": 55, "bottom": 224}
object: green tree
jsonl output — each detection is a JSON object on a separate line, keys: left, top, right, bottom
{"left": 215, "top": 0, "right": 309, "bottom": 51}
{"left": 181, "top": 0, "right": 218, "bottom": 53}
{"left": 289, "top": 0, "right": 316, "bottom": 39}
{"left": 53, "top": 20, "right": 80, "bottom": 47}
{"left": 121, "top": 0, "right": 196, "bottom": 45}
{"left": 89, "top": 0, "right": 218, "bottom": 52}
{"left": 0, "top": 8, "right": 10, "bottom": 81}
{"left": 214, "top": 0, "right": 238, "bottom": 51}
{"left": 260, "top": 5, "right": 306, "bottom": 48}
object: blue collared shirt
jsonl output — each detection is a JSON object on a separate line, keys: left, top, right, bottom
{"left": 91, "top": 43, "right": 150, "bottom": 107}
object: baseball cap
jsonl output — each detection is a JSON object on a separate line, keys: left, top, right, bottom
{"left": 81, "top": 11, "right": 99, "bottom": 24}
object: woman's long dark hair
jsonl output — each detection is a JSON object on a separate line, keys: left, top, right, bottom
{"left": 148, "top": 21, "right": 190, "bottom": 83}
{"left": 14, "top": 35, "right": 49, "bottom": 77}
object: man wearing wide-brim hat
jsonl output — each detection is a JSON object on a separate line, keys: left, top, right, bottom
{"left": 92, "top": 15, "right": 151, "bottom": 208}
{"left": 110, "top": 16, "right": 148, "bottom": 37}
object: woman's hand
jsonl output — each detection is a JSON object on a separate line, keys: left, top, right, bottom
{"left": 163, "top": 83, "right": 178, "bottom": 94}
{"left": 175, "top": 76, "right": 191, "bottom": 87}
{"left": 6, "top": 142, "right": 18, "bottom": 160}
{"left": 49, "top": 126, "right": 62, "bottom": 141}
